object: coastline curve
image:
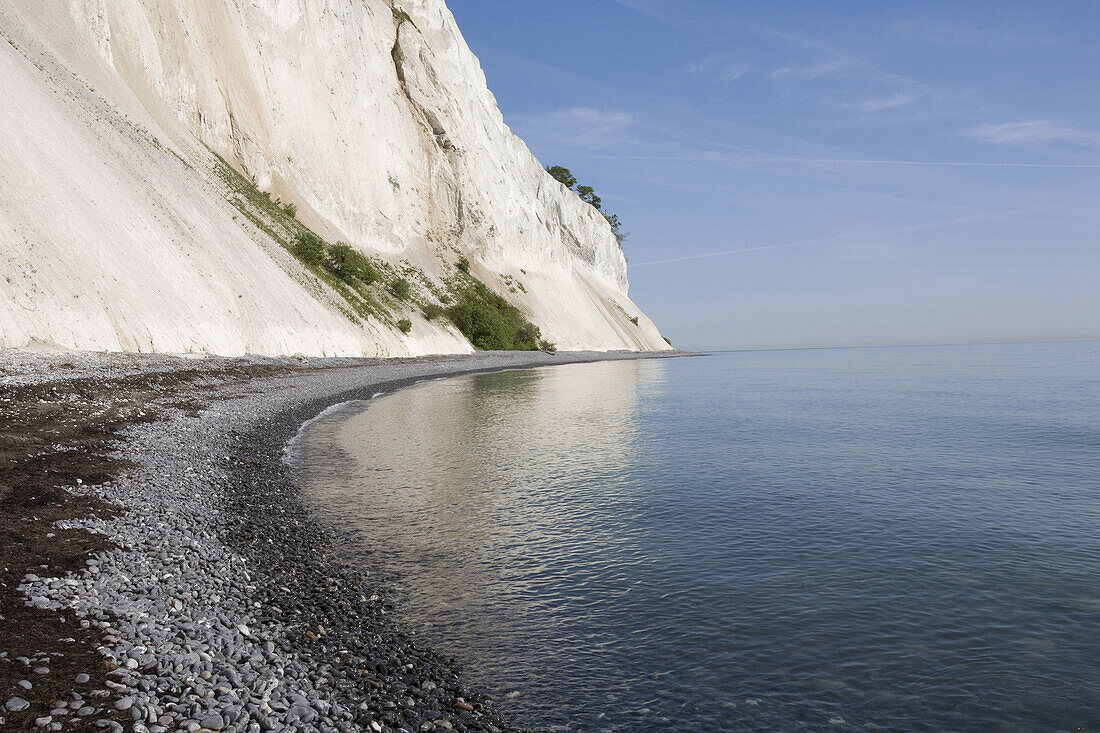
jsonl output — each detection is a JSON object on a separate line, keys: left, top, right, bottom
{"left": 1, "top": 348, "right": 687, "bottom": 731}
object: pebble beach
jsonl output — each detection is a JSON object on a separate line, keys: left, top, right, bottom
{"left": 0, "top": 349, "right": 677, "bottom": 733}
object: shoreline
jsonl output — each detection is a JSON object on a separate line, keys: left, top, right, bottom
{"left": 0, "top": 349, "right": 687, "bottom": 732}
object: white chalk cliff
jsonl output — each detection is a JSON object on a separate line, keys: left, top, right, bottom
{"left": 0, "top": 0, "right": 669, "bottom": 356}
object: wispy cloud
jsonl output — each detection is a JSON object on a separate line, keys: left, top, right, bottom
{"left": 614, "top": 0, "right": 1011, "bottom": 129}
{"left": 631, "top": 209, "right": 1037, "bottom": 268}
{"left": 887, "top": 17, "right": 1051, "bottom": 50}
{"left": 721, "top": 63, "right": 750, "bottom": 81}
{"left": 848, "top": 92, "right": 921, "bottom": 112}
{"left": 508, "top": 107, "right": 637, "bottom": 149}
{"left": 606, "top": 0, "right": 665, "bottom": 19}
{"left": 771, "top": 57, "right": 854, "bottom": 80}
{"left": 967, "top": 120, "right": 1100, "bottom": 149}
{"left": 575, "top": 151, "right": 1100, "bottom": 170}
{"left": 689, "top": 55, "right": 750, "bottom": 80}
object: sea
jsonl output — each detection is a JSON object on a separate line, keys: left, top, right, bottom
{"left": 293, "top": 341, "right": 1100, "bottom": 732}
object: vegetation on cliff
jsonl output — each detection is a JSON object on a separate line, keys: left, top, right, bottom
{"left": 446, "top": 280, "right": 543, "bottom": 351}
{"left": 546, "top": 165, "right": 624, "bottom": 242}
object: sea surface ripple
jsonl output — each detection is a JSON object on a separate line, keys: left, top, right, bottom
{"left": 296, "top": 341, "right": 1100, "bottom": 732}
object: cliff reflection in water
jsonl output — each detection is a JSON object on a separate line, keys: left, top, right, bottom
{"left": 295, "top": 361, "right": 665, "bottom": 710}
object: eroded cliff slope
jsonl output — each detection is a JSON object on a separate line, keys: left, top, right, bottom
{"left": 0, "top": 0, "right": 668, "bottom": 356}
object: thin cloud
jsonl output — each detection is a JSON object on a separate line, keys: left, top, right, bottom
{"left": 722, "top": 63, "right": 751, "bottom": 81}
{"left": 850, "top": 92, "right": 920, "bottom": 112}
{"left": 630, "top": 209, "right": 1046, "bottom": 267}
{"left": 615, "top": 0, "right": 1002, "bottom": 124}
{"left": 967, "top": 120, "right": 1100, "bottom": 149}
{"left": 887, "top": 17, "right": 1051, "bottom": 51}
{"left": 509, "top": 107, "right": 637, "bottom": 149}
{"left": 607, "top": 0, "right": 665, "bottom": 19}
{"left": 689, "top": 55, "right": 750, "bottom": 81}
{"left": 688, "top": 57, "right": 714, "bottom": 73}
{"left": 771, "top": 57, "right": 854, "bottom": 80}
{"left": 574, "top": 151, "right": 1100, "bottom": 169}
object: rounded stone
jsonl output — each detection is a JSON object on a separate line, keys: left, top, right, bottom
{"left": 199, "top": 713, "right": 225, "bottom": 730}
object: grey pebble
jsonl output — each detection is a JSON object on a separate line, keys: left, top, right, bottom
{"left": 200, "top": 712, "right": 225, "bottom": 730}
{"left": 6, "top": 697, "right": 30, "bottom": 712}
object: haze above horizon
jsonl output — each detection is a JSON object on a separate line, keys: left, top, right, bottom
{"left": 448, "top": 0, "right": 1100, "bottom": 350}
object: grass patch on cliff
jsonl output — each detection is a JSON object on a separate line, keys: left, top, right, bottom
{"left": 209, "top": 150, "right": 556, "bottom": 347}
{"left": 209, "top": 151, "right": 398, "bottom": 324}
{"left": 500, "top": 273, "right": 527, "bottom": 294}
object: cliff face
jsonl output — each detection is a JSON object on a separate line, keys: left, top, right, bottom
{"left": 0, "top": 0, "right": 669, "bottom": 356}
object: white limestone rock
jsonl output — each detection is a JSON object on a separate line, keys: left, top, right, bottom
{"left": 0, "top": 0, "right": 669, "bottom": 356}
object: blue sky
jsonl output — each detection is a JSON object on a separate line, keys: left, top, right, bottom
{"left": 448, "top": 0, "right": 1100, "bottom": 349}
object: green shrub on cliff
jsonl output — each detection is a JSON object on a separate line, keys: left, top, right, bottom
{"left": 545, "top": 164, "right": 625, "bottom": 243}
{"left": 421, "top": 303, "right": 446, "bottom": 320}
{"left": 327, "top": 243, "right": 378, "bottom": 284}
{"left": 293, "top": 232, "right": 325, "bottom": 266}
{"left": 445, "top": 281, "right": 541, "bottom": 351}
{"left": 390, "top": 278, "right": 411, "bottom": 300}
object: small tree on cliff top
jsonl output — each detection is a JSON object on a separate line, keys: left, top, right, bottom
{"left": 546, "top": 165, "right": 577, "bottom": 190}
{"left": 575, "top": 185, "right": 602, "bottom": 211}
{"left": 546, "top": 164, "right": 623, "bottom": 244}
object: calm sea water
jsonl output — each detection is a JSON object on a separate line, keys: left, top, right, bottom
{"left": 295, "top": 341, "right": 1100, "bottom": 732}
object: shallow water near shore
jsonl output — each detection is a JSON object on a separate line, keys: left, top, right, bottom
{"left": 294, "top": 341, "right": 1100, "bottom": 731}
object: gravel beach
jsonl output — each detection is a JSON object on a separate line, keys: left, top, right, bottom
{"left": 0, "top": 349, "right": 678, "bottom": 732}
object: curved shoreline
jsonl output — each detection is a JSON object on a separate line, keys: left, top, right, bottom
{"left": 1, "top": 350, "right": 685, "bottom": 732}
